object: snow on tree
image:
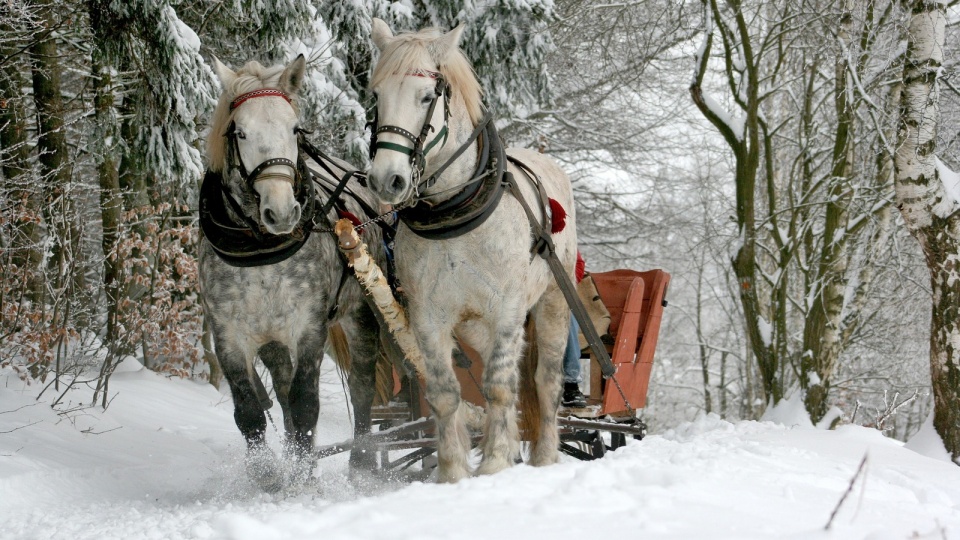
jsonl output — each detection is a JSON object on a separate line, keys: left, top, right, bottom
{"left": 89, "top": 0, "right": 217, "bottom": 193}
{"left": 418, "top": 0, "right": 555, "bottom": 123}
{"left": 894, "top": 0, "right": 960, "bottom": 463}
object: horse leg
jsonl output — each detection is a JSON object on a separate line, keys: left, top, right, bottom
{"left": 259, "top": 341, "right": 294, "bottom": 434}
{"left": 416, "top": 327, "right": 470, "bottom": 483}
{"left": 216, "top": 343, "right": 284, "bottom": 492}
{"left": 527, "top": 289, "right": 567, "bottom": 466}
{"left": 475, "top": 320, "right": 524, "bottom": 476}
{"left": 284, "top": 330, "right": 325, "bottom": 483}
{"left": 341, "top": 304, "right": 380, "bottom": 471}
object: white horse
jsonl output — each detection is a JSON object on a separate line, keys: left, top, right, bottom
{"left": 199, "top": 55, "right": 387, "bottom": 491}
{"left": 366, "top": 20, "right": 578, "bottom": 482}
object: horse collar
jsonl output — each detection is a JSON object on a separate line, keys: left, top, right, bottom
{"left": 398, "top": 119, "right": 506, "bottom": 240}
{"left": 199, "top": 164, "right": 317, "bottom": 267}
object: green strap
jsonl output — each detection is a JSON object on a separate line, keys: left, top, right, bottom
{"left": 375, "top": 141, "right": 413, "bottom": 156}
{"left": 376, "top": 125, "right": 447, "bottom": 159}
{"left": 422, "top": 125, "right": 448, "bottom": 156}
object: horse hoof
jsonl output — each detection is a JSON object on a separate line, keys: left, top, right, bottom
{"left": 437, "top": 464, "right": 471, "bottom": 483}
{"left": 475, "top": 456, "right": 513, "bottom": 476}
{"left": 349, "top": 446, "right": 377, "bottom": 471}
{"left": 246, "top": 448, "right": 285, "bottom": 493}
{"left": 288, "top": 456, "right": 317, "bottom": 486}
{"left": 527, "top": 450, "right": 560, "bottom": 467}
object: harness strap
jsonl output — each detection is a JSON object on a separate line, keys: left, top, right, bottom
{"left": 221, "top": 181, "right": 268, "bottom": 241}
{"left": 299, "top": 136, "right": 395, "bottom": 240}
{"left": 230, "top": 88, "right": 291, "bottom": 110}
{"left": 420, "top": 111, "right": 494, "bottom": 191}
{"left": 327, "top": 259, "right": 352, "bottom": 321}
{"left": 370, "top": 73, "right": 450, "bottom": 182}
{"left": 501, "top": 162, "right": 621, "bottom": 385}
{"left": 245, "top": 158, "right": 298, "bottom": 186}
{"left": 398, "top": 117, "right": 504, "bottom": 239}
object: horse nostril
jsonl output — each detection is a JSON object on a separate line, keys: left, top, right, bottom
{"left": 263, "top": 208, "right": 277, "bottom": 226}
{"left": 390, "top": 174, "right": 405, "bottom": 192}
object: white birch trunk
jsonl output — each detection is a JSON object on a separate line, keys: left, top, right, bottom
{"left": 894, "top": 0, "right": 960, "bottom": 464}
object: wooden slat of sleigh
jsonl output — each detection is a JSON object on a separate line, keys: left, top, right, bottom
{"left": 589, "top": 269, "right": 671, "bottom": 416}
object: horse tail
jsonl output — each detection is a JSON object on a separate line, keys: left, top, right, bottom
{"left": 518, "top": 317, "right": 541, "bottom": 443}
{"left": 326, "top": 322, "right": 352, "bottom": 373}
{"left": 373, "top": 348, "right": 395, "bottom": 405}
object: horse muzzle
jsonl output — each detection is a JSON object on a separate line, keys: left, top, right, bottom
{"left": 254, "top": 175, "right": 302, "bottom": 235}
{"left": 367, "top": 168, "right": 413, "bottom": 206}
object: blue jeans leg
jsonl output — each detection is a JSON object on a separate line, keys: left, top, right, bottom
{"left": 562, "top": 315, "right": 581, "bottom": 384}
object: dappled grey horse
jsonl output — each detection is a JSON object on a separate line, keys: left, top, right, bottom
{"left": 198, "top": 55, "right": 386, "bottom": 491}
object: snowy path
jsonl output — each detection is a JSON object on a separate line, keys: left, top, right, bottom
{"left": 1, "top": 360, "right": 959, "bottom": 540}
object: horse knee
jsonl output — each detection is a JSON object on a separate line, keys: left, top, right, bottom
{"left": 483, "top": 383, "right": 516, "bottom": 409}
{"left": 427, "top": 393, "right": 460, "bottom": 419}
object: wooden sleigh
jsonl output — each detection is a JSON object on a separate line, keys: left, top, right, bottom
{"left": 316, "top": 267, "right": 671, "bottom": 473}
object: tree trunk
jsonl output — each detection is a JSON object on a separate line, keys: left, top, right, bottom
{"left": 91, "top": 54, "right": 123, "bottom": 354}
{"left": 894, "top": 0, "right": 959, "bottom": 463}
{"left": 690, "top": 0, "right": 779, "bottom": 405}
{"left": 0, "top": 39, "right": 43, "bottom": 300}
{"left": 802, "top": 0, "right": 855, "bottom": 423}
{"left": 28, "top": 0, "right": 84, "bottom": 304}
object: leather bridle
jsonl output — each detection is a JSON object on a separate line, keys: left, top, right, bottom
{"left": 368, "top": 69, "right": 450, "bottom": 191}
{"left": 224, "top": 88, "right": 303, "bottom": 196}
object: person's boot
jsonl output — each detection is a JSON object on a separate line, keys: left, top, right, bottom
{"left": 561, "top": 382, "right": 587, "bottom": 408}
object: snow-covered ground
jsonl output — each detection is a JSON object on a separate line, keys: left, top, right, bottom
{"left": 2, "top": 358, "right": 959, "bottom": 540}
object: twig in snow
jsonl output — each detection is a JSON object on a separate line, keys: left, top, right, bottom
{"left": 80, "top": 425, "right": 121, "bottom": 435}
{"left": 0, "top": 403, "right": 38, "bottom": 415}
{"left": 875, "top": 389, "right": 919, "bottom": 431}
{"left": 825, "top": 453, "right": 868, "bottom": 530}
{"left": 0, "top": 420, "right": 41, "bottom": 434}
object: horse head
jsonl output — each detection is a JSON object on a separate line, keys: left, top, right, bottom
{"left": 367, "top": 19, "right": 483, "bottom": 206}
{"left": 209, "top": 55, "right": 307, "bottom": 236}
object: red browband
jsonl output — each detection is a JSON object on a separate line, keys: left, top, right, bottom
{"left": 405, "top": 68, "right": 442, "bottom": 79}
{"left": 230, "top": 89, "right": 292, "bottom": 111}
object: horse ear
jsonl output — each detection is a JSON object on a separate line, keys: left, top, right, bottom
{"left": 212, "top": 56, "right": 236, "bottom": 88}
{"left": 280, "top": 54, "right": 307, "bottom": 95}
{"left": 371, "top": 18, "right": 395, "bottom": 51}
{"left": 429, "top": 23, "right": 465, "bottom": 63}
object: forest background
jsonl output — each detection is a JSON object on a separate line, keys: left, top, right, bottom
{"left": 1, "top": 0, "right": 959, "bottom": 458}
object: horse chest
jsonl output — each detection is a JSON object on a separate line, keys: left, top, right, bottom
{"left": 200, "top": 248, "right": 329, "bottom": 344}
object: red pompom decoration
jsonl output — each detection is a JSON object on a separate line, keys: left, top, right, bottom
{"left": 575, "top": 251, "right": 585, "bottom": 283}
{"left": 338, "top": 209, "right": 363, "bottom": 233}
{"left": 548, "top": 198, "right": 566, "bottom": 234}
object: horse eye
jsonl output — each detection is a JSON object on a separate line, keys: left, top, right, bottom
{"left": 235, "top": 129, "right": 246, "bottom": 140}
{"left": 421, "top": 94, "right": 435, "bottom": 105}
